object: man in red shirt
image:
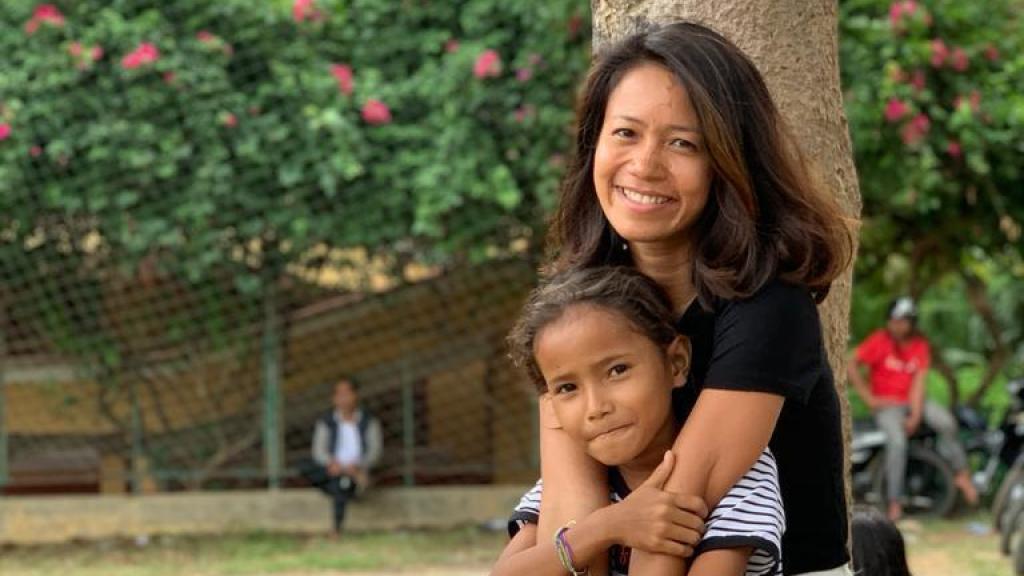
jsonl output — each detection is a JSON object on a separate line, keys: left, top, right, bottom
{"left": 848, "top": 297, "right": 977, "bottom": 521}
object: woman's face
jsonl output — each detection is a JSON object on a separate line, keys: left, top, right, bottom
{"left": 593, "top": 63, "right": 712, "bottom": 251}
{"left": 534, "top": 304, "right": 686, "bottom": 467}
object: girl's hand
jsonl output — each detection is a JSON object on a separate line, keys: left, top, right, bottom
{"left": 603, "top": 451, "right": 707, "bottom": 557}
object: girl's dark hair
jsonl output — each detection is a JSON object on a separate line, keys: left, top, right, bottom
{"left": 851, "top": 506, "right": 913, "bottom": 576}
{"left": 508, "top": 266, "right": 679, "bottom": 393}
{"left": 548, "top": 21, "right": 853, "bottom": 307}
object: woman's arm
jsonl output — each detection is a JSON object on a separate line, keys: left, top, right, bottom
{"left": 689, "top": 548, "right": 753, "bottom": 576}
{"left": 630, "top": 390, "right": 783, "bottom": 574}
{"left": 537, "top": 395, "right": 611, "bottom": 575}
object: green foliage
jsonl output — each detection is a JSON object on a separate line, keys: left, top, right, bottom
{"left": 841, "top": 0, "right": 1024, "bottom": 279}
{"left": 0, "top": 1, "right": 589, "bottom": 369}
{"left": 841, "top": 0, "right": 1024, "bottom": 382}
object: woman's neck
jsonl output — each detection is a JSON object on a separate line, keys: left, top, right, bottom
{"left": 629, "top": 240, "right": 696, "bottom": 313}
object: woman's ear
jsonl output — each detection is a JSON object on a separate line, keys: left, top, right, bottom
{"left": 666, "top": 336, "right": 691, "bottom": 388}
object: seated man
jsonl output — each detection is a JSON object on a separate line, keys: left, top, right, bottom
{"left": 848, "top": 296, "right": 977, "bottom": 521}
{"left": 300, "top": 376, "right": 382, "bottom": 535}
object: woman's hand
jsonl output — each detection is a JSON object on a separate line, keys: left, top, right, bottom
{"left": 602, "top": 451, "right": 707, "bottom": 557}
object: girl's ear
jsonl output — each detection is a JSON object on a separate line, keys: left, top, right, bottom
{"left": 666, "top": 336, "right": 691, "bottom": 388}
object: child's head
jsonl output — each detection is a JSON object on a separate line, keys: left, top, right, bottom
{"left": 508, "top": 266, "right": 689, "bottom": 467}
{"left": 851, "top": 506, "right": 913, "bottom": 576}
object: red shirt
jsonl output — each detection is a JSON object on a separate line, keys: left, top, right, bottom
{"left": 855, "top": 329, "right": 930, "bottom": 404}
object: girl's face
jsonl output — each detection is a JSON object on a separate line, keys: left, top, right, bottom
{"left": 593, "top": 62, "right": 712, "bottom": 252}
{"left": 534, "top": 304, "right": 687, "bottom": 467}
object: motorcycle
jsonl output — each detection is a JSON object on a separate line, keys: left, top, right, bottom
{"left": 850, "top": 418, "right": 958, "bottom": 518}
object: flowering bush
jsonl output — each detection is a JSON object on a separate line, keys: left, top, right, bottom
{"left": 842, "top": 0, "right": 1024, "bottom": 276}
{"left": 0, "top": 0, "right": 590, "bottom": 290}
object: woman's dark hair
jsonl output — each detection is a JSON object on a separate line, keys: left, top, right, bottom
{"left": 547, "top": 21, "right": 854, "bottom": 307}
{"left": 851, "top": 506, "right": 913, "bottom": 576}
{"left": 508, "top": 266, "right": 680, "bottom": 393}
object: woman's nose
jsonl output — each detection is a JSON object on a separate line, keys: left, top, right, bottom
{"left": 628, "top": 140, "right": 665, "bottom": 179}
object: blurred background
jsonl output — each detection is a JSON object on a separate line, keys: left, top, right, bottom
{"left": 0, "top": 0, "right": 1021, "bottom": 574}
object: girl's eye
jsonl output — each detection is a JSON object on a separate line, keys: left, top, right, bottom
{"left": 611, "top": 127, "right": 636, "bottom": 139}
{"left": 554, "top": 382, "right": 577, "bottom": 395}
{"left": 609, "top": 364, "right": 629, "bottom": 377}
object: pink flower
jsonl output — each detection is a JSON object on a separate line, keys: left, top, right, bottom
{"left": 0, "top": 123, "right": 10, "bottom": 141}
{"left": 444, "top": 39, "right": 460, "bottom": 53}
{"left": 361, "top": 99, "right": 392, "bottom": 125}
{"left": 910, "top": 69, "right": 926, "bottom": 91}
{"left": 34, "top": 4, "right": 65, "bottom": 24}
{"left": 222, "top": 113, "right": 238, "bottom": 128}
{"left": 946, "top": 140, "right": 962, "bottom": 158}
{"left": 30, "top": 145, "right": 42, "bottom": 157}
{"left": 122, "top": 42, "right": 160, "bottom": 70}
{"left": 900, "top": 114, "right": 930, "bottom": 146}
{"left": 930, "top": 39, "right": 948, "bottom": 68}
{"left": 473, "top": 49, "right": 502, "bottom": 79}
{"left": 24, "top": 4, "right": 64, "bottom": 34}
{"left": 951, "top": 47, "right": 968, "bottom": 72}
{"left": 293, "top": 0, "right": 324, "bottom": 23}
{"left": 516, "top": 67, "right": 532, "bottom": 82}
{"left": 985, "top": 44, "right": 1000, "bottom": 62}
{"left": 884, "top": 98, "right": 908, "bottom": 123}
{"left": 330, "top": 63, "right": 354, "bottom": 95}
{"left": 197, "top": 30, "right": 215, "bottom": 43}
{"left": 567, "top": 14, "right": 582, "bottom": 38}
{"left": 68, "top": 41, "right": 83, "bottom": 57}
{"left": 91, "top": 45, "right": 104, "bottom": 61}
{"left": 514, "top": 105, "right": 535, "bottom": 123}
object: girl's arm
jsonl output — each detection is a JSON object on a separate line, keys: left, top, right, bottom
{"left": 495, "top": 451, "right": 706, "bottom": 576}
{"left": 491, "top": 512, "right": 613, "bottom": 576}
{"left": 537, "top": 396, "right": 611, "bottom": 575}
{"left": 630, "top": 390, "right": 783, "bottom": 574}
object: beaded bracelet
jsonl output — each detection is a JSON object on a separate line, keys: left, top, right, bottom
{"left": 553, "top": 520, "right": 589, "bottom": 575}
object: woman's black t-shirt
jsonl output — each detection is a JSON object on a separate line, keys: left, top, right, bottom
{"left": 672, "top": 279, "right": 849, "bottom": 575}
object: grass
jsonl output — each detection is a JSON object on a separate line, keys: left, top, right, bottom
{"left": 0, "top": 515, "right": 1014, "bottom": 576}
{"left": 0, "top": 528, "right": 506, "bottom": 576}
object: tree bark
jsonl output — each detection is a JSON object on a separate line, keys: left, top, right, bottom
{"left": 592, "top": 0, "right": 862, "bottom": 536}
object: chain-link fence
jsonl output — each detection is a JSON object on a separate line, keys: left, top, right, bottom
{"left": 0, "top": 0, "right": 591, "bottom": 494}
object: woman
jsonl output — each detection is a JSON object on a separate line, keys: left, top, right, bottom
{"left": 537, "top": 22, "right": 854, "bottom": 575}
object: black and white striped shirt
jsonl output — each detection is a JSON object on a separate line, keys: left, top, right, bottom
{"left": 509, "top": 449, "right": 784, "bottom": 576}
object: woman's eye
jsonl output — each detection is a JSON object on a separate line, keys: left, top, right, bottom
{"left": 670, "top": 138, "right": 697, "bottom": 150}
{"left": 554, "top": 383, "right": 577, "bottom": 395}
{"left": 611, "top": 128, "right": 636, "bottom": 139}
{"left": 609, "top": 364, "right": 629, "bottom": 377}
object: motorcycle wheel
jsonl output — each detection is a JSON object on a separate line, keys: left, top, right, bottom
{"left": 995, "top": 456, "right": 1024, "bottom": 531}
{"left": 1003, "top": 485, "right": 1024, "bottom": 555}
{"left": 871, "top": 445, "right": 958, "bottom": 518}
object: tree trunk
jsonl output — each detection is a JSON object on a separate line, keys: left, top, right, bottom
{"left": 593, "top": 0, "right": 862, "bottom": 534}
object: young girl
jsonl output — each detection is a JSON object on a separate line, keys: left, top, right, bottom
{"left": 492, "top": 266, "right": 784, "bottom": 576}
